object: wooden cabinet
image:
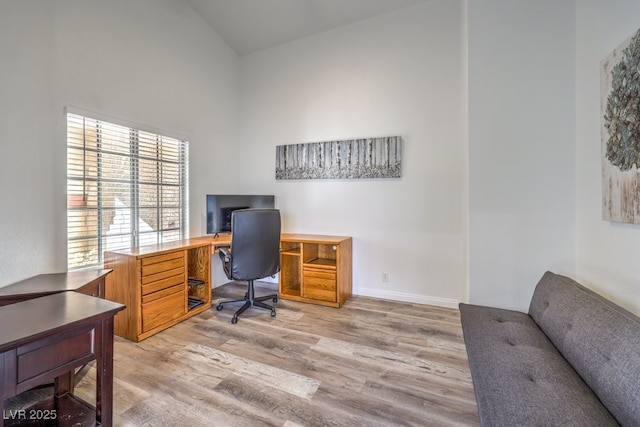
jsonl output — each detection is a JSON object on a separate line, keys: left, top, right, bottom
{"left": 0, "top": 291, "right": 124, "bottom": 427}
{"left": 104, "top": 239, "right": 211, "bottom": 342}
{"left": 279, "top": 234, "right": 352, "bottom": 307}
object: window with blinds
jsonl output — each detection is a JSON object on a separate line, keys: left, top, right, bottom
{"left": 67, "top": 112, "right": 189, "bottom": 270}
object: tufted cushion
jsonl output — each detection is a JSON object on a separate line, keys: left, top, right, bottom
{"left": 529, "top": 271, "right": 640, "bottom": 426}
{"left": 460, "top": 303, "right": 617, "bottom": 426}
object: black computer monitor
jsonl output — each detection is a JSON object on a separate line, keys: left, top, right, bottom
{"left": 206, "top": 194, "right": 275, "bottom": 234}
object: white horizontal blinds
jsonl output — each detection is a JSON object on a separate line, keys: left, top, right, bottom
{"left": 67, "top": 112, "right": 188, "bottom": 270}
{"left": 136, "top": 130, "right": 187, "bottom": 246}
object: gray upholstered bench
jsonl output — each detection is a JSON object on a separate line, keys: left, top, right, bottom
{"left": 460, "top": 271, "right": 640, "bottom": 426}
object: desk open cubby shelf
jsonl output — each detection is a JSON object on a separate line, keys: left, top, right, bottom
{"left": 280, "top": 242, "right": 301, "bottom": 298}
{"left": 278, "top": 235, "right": 352, "bottom": 308}
{"left": 187, "top": 244, "right": 211, "bottom": 306}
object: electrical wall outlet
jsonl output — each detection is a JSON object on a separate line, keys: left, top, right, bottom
{"left": 382, "top": 272, "right": 389, "bottom": 282}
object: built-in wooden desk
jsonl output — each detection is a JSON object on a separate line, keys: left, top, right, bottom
{"left": 103, "top": 232, "right": 352, "bottom": 342}
{"left": 0, "top": 292, "right": 124, "bottom": 427}
{"left": 196, "top": 233, "right": 353, "bottom": 308}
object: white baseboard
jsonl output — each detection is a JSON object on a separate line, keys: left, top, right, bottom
{"left": 215, "top": 281, "right": 460, "bottom": 309}
{"left": 354, "top": 287, "right": 460, "bottom": 309}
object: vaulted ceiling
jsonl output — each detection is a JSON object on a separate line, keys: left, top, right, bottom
{"left": 186, "top": 0, "right": 428, "bottom": 55}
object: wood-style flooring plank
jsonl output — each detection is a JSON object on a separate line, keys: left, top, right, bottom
{"left": 12, "top": 281, "right": 479, "bottom": 426}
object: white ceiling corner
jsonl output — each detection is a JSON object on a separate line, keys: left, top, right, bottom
{"left": 186, "top": 0, "right": 429, "bottom": 56}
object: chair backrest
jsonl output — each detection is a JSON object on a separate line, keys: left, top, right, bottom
{"left": 229, "top": 209, "right": 281, "bottom": 281}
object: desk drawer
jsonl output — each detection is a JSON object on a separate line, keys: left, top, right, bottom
{"left": 142, "top": 287, "right": 185, "bottom": 332}
{"left": 142, "top": 284, "right": 184, "bottom": 304}
{"left": 303, "top": 268, "right": 336, "bottom": 302}
{"left": 141, "top": 251, "right": 185, "bottom": 277}
{"left": 17, "top": 329, "right": 94, "bottom": 384}
{"left": 141, "top": 269, "right": 185, "bottom": 295}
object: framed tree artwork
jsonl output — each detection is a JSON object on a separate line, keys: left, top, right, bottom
{"left": 601, "top": 28, "right": 640, "bottom": 223}
{"left": 276, "top": 136, "right": 402, "bottom": 180}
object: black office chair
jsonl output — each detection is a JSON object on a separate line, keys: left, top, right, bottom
{"left": 215, "top": 208, "right": 281, "bottom": 324}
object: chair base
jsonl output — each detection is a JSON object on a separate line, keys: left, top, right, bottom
{"left": 216, "top": 280, "right": 277, "bottom": 324}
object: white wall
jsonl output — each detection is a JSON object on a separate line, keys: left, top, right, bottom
{"left": 575, "top": 0, "right": 640, "bottom": 315}
{"left": 6, "top": 0, "right": 632, "bottom": 316}
{"left": 0, "top": 0, "right": 239, "bottom": 287}
{"left": 238, "top": 1, "right": 467, "bottom": 306}
{"left": 467, "top": 0, "right": 577, "bottom": 310}
{"left": 0, "top": 2, "right": 57, "bottom": 286}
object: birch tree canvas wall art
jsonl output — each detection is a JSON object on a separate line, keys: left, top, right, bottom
{"left": 275, "top": 136, "right": 402, "bottom": 180}
{"left": 601, "top": 28, "right": 640, "bottom": 223}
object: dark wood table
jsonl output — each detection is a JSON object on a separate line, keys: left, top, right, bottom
{"left": 0, "top": 270, "right": 111, "bottom": 306}
{"left": 0, "top": 291, "right": 124, "bottom": 426}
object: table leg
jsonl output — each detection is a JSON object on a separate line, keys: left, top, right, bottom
{"left": 95, "top": 317, "right": 115, "bottom": 427}
{"left": 54, "top": 371, "right": 74, "bottom": 397}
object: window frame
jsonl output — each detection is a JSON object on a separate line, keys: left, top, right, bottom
{"left": 66, "top": 108, "right": 189, "bottom": 270}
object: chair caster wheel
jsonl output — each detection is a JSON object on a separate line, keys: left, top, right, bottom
{"left": 216, "top": 304, "right": 223, "bottom": 311}
{"left": 273, "top": 297, "right": 278, "bottom": 303}
{"left": 231, "top": 316, "right": 238, "bottom": 324}
{"left": 271, "top": 309, "right": 276, "bottom": 317}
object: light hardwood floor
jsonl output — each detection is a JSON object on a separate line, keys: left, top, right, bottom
{"left": 72, "top": 281, "right": 479, "bottom": 426}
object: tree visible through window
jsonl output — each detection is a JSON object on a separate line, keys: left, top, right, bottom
{"left": 67, "top": 112, "right": 189, "bottom": 269}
